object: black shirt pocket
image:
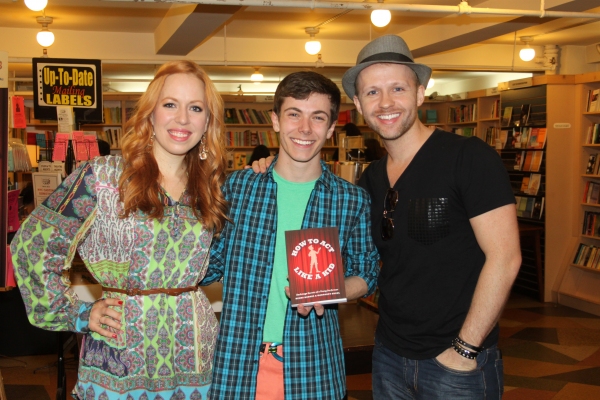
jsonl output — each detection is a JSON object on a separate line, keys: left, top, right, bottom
{"left": 407, "top": 198, "right": 450, "bottom": 245}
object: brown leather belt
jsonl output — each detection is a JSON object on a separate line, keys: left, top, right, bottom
{"left": 102, "top": 286, "right": 197, "bottom": 296}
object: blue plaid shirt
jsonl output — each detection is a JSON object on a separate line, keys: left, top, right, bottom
{"left": 203, "top": 158, "right": 379, "bottom": 400}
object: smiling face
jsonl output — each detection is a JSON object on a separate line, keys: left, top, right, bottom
{"left": 272, "top": 93, "right": 336, "bottom": 179}
{"left": 151, "top": 72, "right": 209, "bottom": 161}
{"left": 353, "top": 63, "right": 425, "bottom": 142}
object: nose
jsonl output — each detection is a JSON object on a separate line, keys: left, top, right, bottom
{"left": 298, "top": 116, "right": 311, "bottom": 134}
{"left": 175, "top": 108, "right": 189, "bottom": 124}
{"left": 379, "top": 91, "right": 393, "bottom": 109}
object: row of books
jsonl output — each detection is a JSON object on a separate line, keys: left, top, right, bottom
{"left": 513, "top": 150, "right": 544, "bottom": 172}
{"left": 572, "top": 243, "right": 600, "bottom": 269}
{"left": 518, "top": 173, "right": 542, "bottom": 195}
{"left": 582, "top": 181, "right": 600, "bottom": 204}
{"left": 586, "top": 88, "right": 600, "bottom": 112}
{"left": 447, "top": 103, "right": 477, "bottom": 123}
{"left": 585, "top": 153, "right": 600, "bottom": 175}
{"left": 226, "top": 151, "right": 250, "bottom": 170}
{"left": 485, "top": 126, "right": 500, "bottom": 146}
{"left": 581, "top": 211, "right": 600, "bottom": 237}
{"left": 490, "top": 99, "right": 501, "bottom": 119}
{"left": 419, "top": 109, "right": 438, "bottom": 124}
{"left": 103, "top": 107, "right": 122, "bottom": 124}
{"left": 225, "top": 130, "right": 279, "bottom": 147}
{"left": 584, "top": 124, "right": 600, "bottom": 144}
{"left": 515, "top": 196, "right": 544, "bottom": 220}
{"left": 502, "top": 127, "right": 547, "bottom": 150}
{"left": 452, "top": 127, "right": 476, "bottom": 137}
{"left": 337, "top": 109, "right": 366, "bottom": 126}
{"left": 225, "top": 108, "right": 273, "bottom": 125}
{"left": 98, "top": 128, "right": 123, "bottom": 149}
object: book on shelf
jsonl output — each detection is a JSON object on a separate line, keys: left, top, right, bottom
{"left": 573, "top": 243, "right": 600, "bottom": 269}
{"left": 519, "top": 104, "right": 531, "bottom": 126}
{"left": 519, "top": 127, "right": 531, "bottom": 148}
{"left": 585, "top": 181, "right": 600, "bottom": 204}
{"left": 531, "top": 197, "right": 544, "bottom": 220}
{"left": 485, "top": 126, "right": 498, "bottom": 146}
{"left": 534, "top": 128, "right": 547, "bottom": 149}
{"left": 233, "top": 152, "right": 248, "bottom": 169}
{"left": 285, "top": 226, "right": 347, "bottom": 307}
{"left": 491, "top": 99, "right": 500, "bottom": 119}
{"left": 522, "top": 151, "right": 533, "bottom": 172}
{"left": 504, "top": 128, "right": 518, "bottom": 149}
{"left": 586, "top": 124, "right": 600, "bottom": 144}
{"left": 523, "top": 197, "right": 535, "bottom": 218}
{"left": 527, "top": 173, "right": 542, "bottom": 195}
{"left": 520, "top": 176, "right": 530, "bottom": 192}
{"left": 501, "top": 106, "right": 513, "bottom": 127}
{"left": 514, "top": 152, "right": 525, "bottom": 171}
{"left": 530, "top": 151, "right": 544, "bottom": 172}
{"left": 426, "top": 109, "right": 438, "bottom": 124}
{"left": 589, "top": 89, "right": 600, "bottom": 112}
{"left": 586, "top": 153, "right": 599, "bottom": 175}
{"left": 516, "top": 196, "right": 528, "bottom": 217}
{"left": 226, "top": 152, "right": 234, "bottom": 169}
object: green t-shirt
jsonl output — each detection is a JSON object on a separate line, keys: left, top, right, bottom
{"left": 262, "top": 169, "right": 317, "bottom": 343}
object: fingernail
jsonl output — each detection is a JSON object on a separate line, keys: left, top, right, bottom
{"left": 112, "top": 334, "right": 117, "bottom": 338}
{"left": 118, "top": 301, "right": 123, "bottom": 305}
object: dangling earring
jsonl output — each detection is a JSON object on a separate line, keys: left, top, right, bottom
{"left": 199, "top": 134, "right": 208, "bottom": 160}
{"left": 147, "top": 133, "right": 155, "bottom": 150}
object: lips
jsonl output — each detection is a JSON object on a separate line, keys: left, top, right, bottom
{"left": 291, "top": 138, "right": 315, "bottom": 146}
{"left": 378, "top": 112, "right": 400, "bottom": 121}
{"left": 168, "top": 129, "right": 191, "bottom": 140}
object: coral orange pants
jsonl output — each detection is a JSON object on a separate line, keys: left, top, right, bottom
{"left": 255, "top": 343, "right": 284, "bottom": 400}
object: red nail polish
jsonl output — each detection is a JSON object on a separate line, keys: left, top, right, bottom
{"left": 112, "top": 334, "right": 117, "bottom": 338}
{"left": 118, "top": 301, "right": 123, "bottom": 305}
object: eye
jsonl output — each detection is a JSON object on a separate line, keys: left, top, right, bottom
{"left": 313, "top": 115, "right": 327, "bottom": 122}
{"left": 366, "top": 89, "right": 378, "bottom": 96}
{"left": 190, "top": 105, "right": 203, "bottom": 113}
{"left": 393, "top": 86, "right": 404, "bottom": 92}
{"left": 163, "top": 102, "right": 176, "bottom": 108}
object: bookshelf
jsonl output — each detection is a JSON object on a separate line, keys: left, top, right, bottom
{"left": 557, "top": 74, "right": 600, "bottom": 315}
{"left": 419, "top": 91, "right": 500, "bottom": 143}
{"left": 498, "top": 85, "right": 547, "bottom": 300}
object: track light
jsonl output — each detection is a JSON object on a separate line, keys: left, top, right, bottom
{"left": 371, "top": 1, "right": 391, "bottom": 27}
{"left": 250, "top": 68, "right": 263, "bottom": 84}
{"left": 305, "top": 27, "right": 321, "bottom": 56}
{"left": 519, "top": 36, "right": 535, "bottom": 62}
{"left": 25, "top": 0, "right": 48, "bottom": 12}
{"left": 36, "top": 16, "right": 54, "bottom": 47}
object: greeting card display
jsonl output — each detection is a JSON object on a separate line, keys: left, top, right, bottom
{"left": 285, "top": 227, "right": 347, "bottom": 307}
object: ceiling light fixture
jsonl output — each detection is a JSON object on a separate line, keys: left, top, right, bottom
{"left": 519, "top": 36, "right": 535, "bottom": 62}
{"left": 25, "top": 0, "right": 48, "bottom": 12}
{"left": 371, "top": 0, "right": 391, "bottom": 27}
{"left": 250, "top": 68, "right": 263, "bottom": 84}
{"left": 36, "top": 16, "right": 54, "bottom": 47}
{"left": 305, "top": 27, "right": 321, "bottom": 55}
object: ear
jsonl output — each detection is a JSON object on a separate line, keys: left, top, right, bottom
{"left": 353, "top": 96, "right": 363, "bottom": 116}
{"left": 271, "top": 111, "right": 280, "bottom": 132}
{"left": 326, "top": 120, "right": 337, "bottom": 139}
{"left": 416, "top": 85, "right": 426, "bottom": 107}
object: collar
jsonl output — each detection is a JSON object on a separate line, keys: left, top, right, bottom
{"left": 265, "top": 155, "right": 335, "bottom": 192}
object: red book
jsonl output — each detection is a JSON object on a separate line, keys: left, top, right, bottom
{"left": 285, "top": 227, "right": 347, "bottom": 307}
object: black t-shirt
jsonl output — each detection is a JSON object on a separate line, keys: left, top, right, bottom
{"left": 358, "top": 129, "right": 515, "bottom": 359}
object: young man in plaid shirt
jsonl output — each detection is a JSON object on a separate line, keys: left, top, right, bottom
{"left": 202, "top": 71, "right": 379, "bottom": 400}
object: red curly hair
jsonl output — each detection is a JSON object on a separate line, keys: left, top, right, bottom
{"left": 119, "top": 60, "right": 228, "bottom": 234}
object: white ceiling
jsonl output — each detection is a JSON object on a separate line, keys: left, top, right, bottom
{"left": 2, "top": 0, "right": 600, "bottom": 95}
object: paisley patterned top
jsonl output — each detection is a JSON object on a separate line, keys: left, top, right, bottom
{"left": 11, "top": 156, "right": 218, "bottom": 399}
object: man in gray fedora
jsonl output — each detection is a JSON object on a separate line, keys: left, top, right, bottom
{"left": 343, "top": 35, "right": 521, "bottom": 399}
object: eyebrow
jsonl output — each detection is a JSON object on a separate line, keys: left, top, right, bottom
{"left": 283, "top": 107, "right": 330, "bottom": 118}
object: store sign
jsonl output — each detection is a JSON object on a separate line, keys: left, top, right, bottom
{"left": 32, "top": 58, "right": 103, "bottom": 123}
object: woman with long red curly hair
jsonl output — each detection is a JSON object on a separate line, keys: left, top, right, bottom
{"left": 11, "top": 60, "right": 228, "bottom": 399}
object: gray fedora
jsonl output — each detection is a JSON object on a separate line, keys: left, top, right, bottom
{"left": 342, "top": 35, "right": 432, "bottom": 99}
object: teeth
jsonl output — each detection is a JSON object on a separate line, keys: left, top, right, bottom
{"left": 292, "top": 138, "right": 314, "bottom": 145}
{"left": 169, "top": 131, "right": 189, "bottom": 138}
{"left": 379, "top": 113, "right": 399, "bottom": 120}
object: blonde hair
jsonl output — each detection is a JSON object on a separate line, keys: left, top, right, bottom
{"left": 119, "top": 60, "right": 228, "bottom": 233}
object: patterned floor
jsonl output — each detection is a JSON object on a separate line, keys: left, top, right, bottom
{"left": 347, "top": 293, "right": 600, "bottom": 400}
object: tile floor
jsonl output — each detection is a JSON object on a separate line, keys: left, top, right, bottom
{"left": 1, "top": 292, "right": 600, "bottom": 399}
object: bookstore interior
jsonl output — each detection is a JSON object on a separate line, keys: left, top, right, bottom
{"left": 2, "top": 0, "right": 600, "bottom": 387}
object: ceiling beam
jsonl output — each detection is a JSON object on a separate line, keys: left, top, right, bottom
{"left": 154, "top": 4, "right": 242, "bottom": 56}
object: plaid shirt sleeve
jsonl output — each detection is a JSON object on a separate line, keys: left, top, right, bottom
{"left": 209, "top": 162, "right": 379, "bottom": 400}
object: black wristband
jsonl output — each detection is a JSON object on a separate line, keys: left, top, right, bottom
{"left": 451, "top": 343, "right": 478, "bottom": 359}
{"left": 454, "top": 336, "right": 484, "bottom": 353}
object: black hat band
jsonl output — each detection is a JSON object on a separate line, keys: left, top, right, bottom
{"left": 360, "top": 52, "right": 414, "bottom": 65}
